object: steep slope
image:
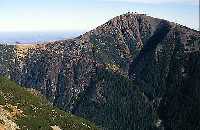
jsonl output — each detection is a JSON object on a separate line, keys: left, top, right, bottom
{"left": 0, "top": 12, "right": 200, "bottom": 130}
{"left": 0, "top": 44, "right": 16, "bottom": 76}
{"left": 79, "top": 13, "right": 200, "bottom": 129}
{"left": 0, "top": 76, "right": 98, "bottom": 130}
{"left": 72, "top": 68, "right": 159, "bottom": 130}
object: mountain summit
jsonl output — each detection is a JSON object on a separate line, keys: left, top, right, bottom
{"left": 0, "top": 13, "right": 200, "bottom": 130}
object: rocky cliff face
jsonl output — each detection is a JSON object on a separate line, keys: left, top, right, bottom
{"left": 1, "top": 13, "right": 200, "bottom": 130}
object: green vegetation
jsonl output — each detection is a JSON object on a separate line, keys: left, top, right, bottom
{"left": 75, "top": 69, "right": 158, "bottom": 130}
{"left": 0, "top": 44, "right": 16, "bottom": 76}
{"left": 90, "top": 35, "right": 130, "bottom": 72}
{"left": 0, "top": 76, "right": 98, "bottom": 130}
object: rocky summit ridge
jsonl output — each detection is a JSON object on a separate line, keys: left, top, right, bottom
{"left": 0, "top": 12, "right": 200, "bottom": 130}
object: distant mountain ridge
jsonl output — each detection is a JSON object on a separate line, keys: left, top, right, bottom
{"left": 0, "top": 31, "right": 84, "bottom": 43}
{"left": 0, "top": 12, "right": 200, "bottom": 130}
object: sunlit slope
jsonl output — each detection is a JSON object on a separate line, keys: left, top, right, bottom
{"left": 0, "top": 76, "right": 98, "bottom": 130}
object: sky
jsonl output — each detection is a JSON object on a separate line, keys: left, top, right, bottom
{"left": 0, "top": 0, "right": 199, "bottom": 32}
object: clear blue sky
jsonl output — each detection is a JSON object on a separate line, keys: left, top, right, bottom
{"left": 0, "top": 0, "right": 199, "bottom": 32}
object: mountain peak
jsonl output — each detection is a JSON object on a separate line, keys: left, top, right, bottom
{"left": 0, "top": 13, "right": 200, "bottom": 130}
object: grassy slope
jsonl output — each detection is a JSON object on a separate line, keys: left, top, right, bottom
{"left": 0, "top": 76, "right": 98, "bottom": 130}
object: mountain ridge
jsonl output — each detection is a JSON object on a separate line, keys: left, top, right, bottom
{"left": 0, "top": 12, "right": 200, "bottom": 130}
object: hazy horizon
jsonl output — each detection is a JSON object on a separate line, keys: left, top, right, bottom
{"left": 0, "top": 31, "right": 84, "bottom": 43}
{"left": 0, "top": 0, "right": 199, "bottom": 43}
{"left": 0, "top": 0, "right": 199, "bottom": 32}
